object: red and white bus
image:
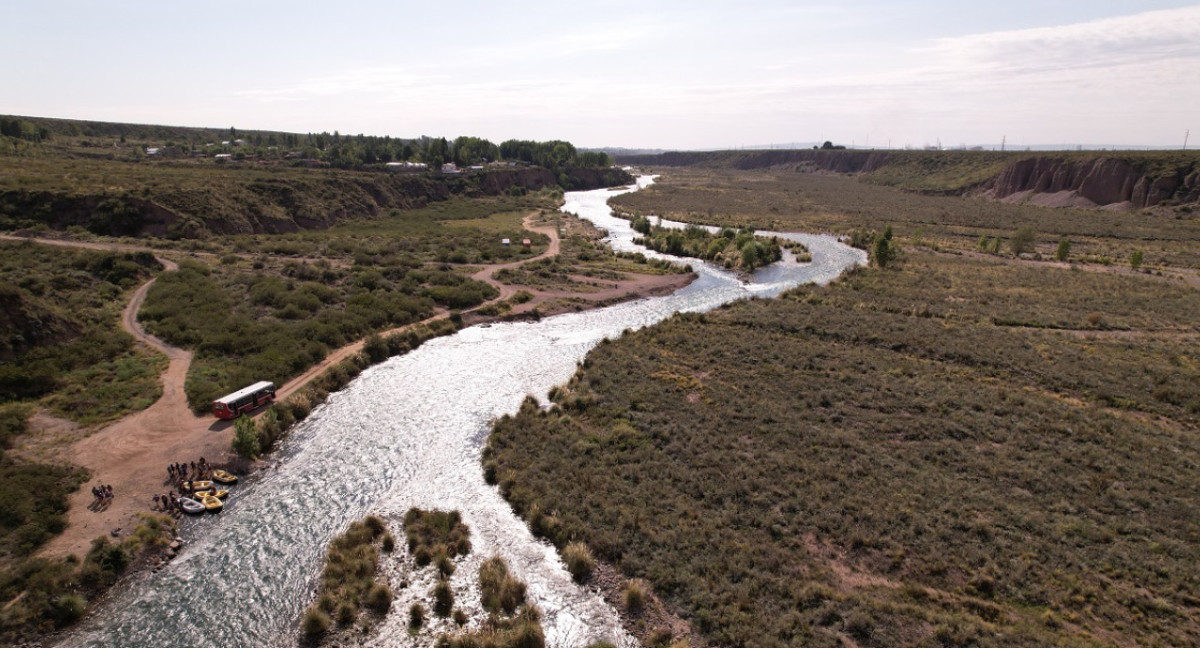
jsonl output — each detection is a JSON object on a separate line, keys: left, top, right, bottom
{"left": 212, "top": 381, "right": 276, "bottom": 419}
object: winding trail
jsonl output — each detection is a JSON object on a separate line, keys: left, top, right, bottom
{"left": 468, "top": 213, "right": 562, "bottom": 301}
{"left": 9, "top": 213, "right": 688, "bottom": 560}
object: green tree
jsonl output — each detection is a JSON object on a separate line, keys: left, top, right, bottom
{"left": 1130, "top": 250, "right": 1144, "bottom": 270}
{"left": 232, "top": 415, "right": 260, "bottom": 460}
{"left": 871, "top": 226, "right": 896, "bottom": 268}
{"left": 741, "top": 241, "right": 760, "bottom": 269}
{"left": 1055, "top": 238, "right": 1071, "bottom": 262}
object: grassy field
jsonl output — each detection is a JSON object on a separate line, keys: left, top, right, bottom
{"left": 487, "top": 171, "right": 1200, "bottom": 648}
{"left": 610, "top": 169, "right": 1200, "bottom": 268}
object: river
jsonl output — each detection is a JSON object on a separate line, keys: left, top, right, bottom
{"left": 58, "top": 176, "right": 865, "bottom": 648}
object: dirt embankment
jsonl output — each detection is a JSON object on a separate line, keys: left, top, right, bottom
{"left": 982, "top": 156, "right": 1200, "bottom": 208}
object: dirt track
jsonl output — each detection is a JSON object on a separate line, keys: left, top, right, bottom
{"left": 16, "top": 213, "right": 692, "bottom": 560}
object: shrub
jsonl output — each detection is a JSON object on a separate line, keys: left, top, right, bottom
{"left": 365, "top": 583, "right": 393, "bottom": 614}
{"left": 1010, "top": 226, "right": 1036, "bottom": 255}
{"left": 231, "top": 415, "right": 260, "bottom": 460}
{"left": 409, "top": 603, "right": 426, "bottom": 629}
{"left": 646, "top": 627, "right": 674, "bottom": 647}
{"left": 1131, "top": 249, "right": 1144, "bottom": 270}
{"left": 562, "top": 542, "right": 594, "bottom": 583}
{"left": 436, "top": 553, "right": 456, "bottom": 577}
{"left": 301, "top": 606, "right": 331, "bottom": 640}
{"left": 49, "top": 594, "right": 87, "bottom": 628}
{"left": 404, "top": 508, "right": 471, "bottom": 567}
{"left": 622, "top": 580, "right": 648, "bottom": 615}
{"left": 479, "top": 557, "right": 526, "bottom": 616}
{"left": 433, "top": 577, "right": 454, "bottom": 617}
{"left": 453, "top": 608, "right": 469, "bottom": 626}
{"left": 1055, "top": 237, "right": 1071, "bottom": 261}
{"left": 336, "top": 601, "right": 356, "bottom": 625}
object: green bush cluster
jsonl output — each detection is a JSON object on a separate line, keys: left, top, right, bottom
{"left": 632, "top": 224, "right": 782, "bottom": 272}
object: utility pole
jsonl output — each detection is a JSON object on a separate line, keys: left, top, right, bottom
{"left": 1001, "top": 135, "right": 1006, "bottom": 152}
{"left": 1184, "top": 130, "right": 1190, "bottom": 150}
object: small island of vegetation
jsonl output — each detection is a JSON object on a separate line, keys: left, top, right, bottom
{"left": 627, "top": 214, "right": 796, "bottom": 272}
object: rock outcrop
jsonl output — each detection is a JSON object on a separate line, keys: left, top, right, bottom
{"left": 982, "top": 157, "right": 1200, "bottom": 208}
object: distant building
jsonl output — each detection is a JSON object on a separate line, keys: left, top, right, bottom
{"left": 501, "top": 238, "right": 511, "bottom": 246}
{"left": 522, "top": 238, "right": 532, "bottom": 249}
{"left": 441, "top": 162, "right": 460, "bottom": 174}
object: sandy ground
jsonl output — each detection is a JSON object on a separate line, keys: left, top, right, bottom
{"left": 13, "top": 213, "right": 695, "bottom": 560}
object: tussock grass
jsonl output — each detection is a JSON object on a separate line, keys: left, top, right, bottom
{"left": 403, "top": 508, "right": 471, "bottom": 570}
{"left": 478, "top": 557, "right": 527, "bottom": 617}
{"left": 301, "top": 515, "right": 393, "bottom": 642}
{"left": 437, "top": 559, "right": 544, "bottom": 648}
{"left": 562, "top": 542, "right": 594, "bottom": 583}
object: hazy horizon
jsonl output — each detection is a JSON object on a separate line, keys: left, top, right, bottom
{"left": 5, "top": 1, "right": 1198, "bottom": 150}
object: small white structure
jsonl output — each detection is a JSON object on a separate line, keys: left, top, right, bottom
{"left": 501, "top": 238, "right": 511, "bottom": 247}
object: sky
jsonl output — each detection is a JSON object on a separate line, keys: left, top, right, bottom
{"left": 4, "top": 1, "right": 1199, "bottom": 150}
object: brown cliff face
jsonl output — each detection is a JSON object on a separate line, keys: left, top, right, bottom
{"left": 984, "top": 157, "right": 1200, "bottom": 208}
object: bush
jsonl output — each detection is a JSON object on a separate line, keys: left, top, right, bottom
{"left": 409, "top": 602, "right": 426, "bottom": 629}
{"left": 365, "top": 583, "right": 393, "bottom": 614}
{"left": 1010, "top": 226, "right": 1036, "bottom": 255}
{"left": 623, "top": 580, "right": 648, "bottom": 615}
{"left": 433, "top": 577, "right": 454, "bottom": 617}
{"left": 49, "top": 594, "right": 87, "bottom": 628}
{"left": 404, "top": 508, "right": 471, "bottom": 566}
{"left": 562, "top": 542, "right": 594, "bottom": 583}
{"left": 336, "top": 601, "right": 356, "bottom": 625}
{"left": 301, "top": 606, "right": 331, "bottom": 641}
{"left": 479, "top": 557, "right": 526, "bottom": 616}
{"left": 1055, "top": 237, "right": 1071, "bottom": 261}
{"left": 231, "top": 415, "right": 260, "bottom": 460}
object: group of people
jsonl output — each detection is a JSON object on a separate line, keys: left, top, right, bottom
{"left": 152, "top": 491, "right": 186, "bottom": 517}
{"left": 89, "top": 484, "right": 114, "bottom": 511}
{"left": 167, "top": 457, "right": 212, "bottom": 484}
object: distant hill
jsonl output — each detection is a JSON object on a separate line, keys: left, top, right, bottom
{"left": 615, "top": 148, "right": 1200, "bottom": 209}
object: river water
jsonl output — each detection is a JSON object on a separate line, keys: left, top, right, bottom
{"left": 59, "top": 177, "right": 865, "bottom": 648}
